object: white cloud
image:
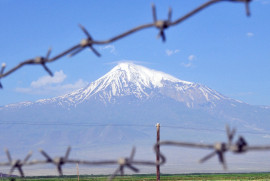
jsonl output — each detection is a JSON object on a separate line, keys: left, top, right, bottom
{"left": 188, "top": 55, "right": 195, "bottom": 61}
{"left": 182, "top": 62, "right": 192, "bottom": 68}
{"left": 262, "top": 1, "right": 270, "bottom": 4}
{"left": 101, "top": 45, "right": 116, "bottom": 54}
{"left": 244, "top": 124, "right": 264, "bottom": 132}
{"left": 105, "top": 60, "right": 151, "bottom": 66}
{"left": 182, "top": 54, "right": 196, "bottom": 68}
{"left": 15, "top": 70, "right": 88, "bottom": 95}
{"left": 235, "top": 92, "right": 254, "bottom": 96}
{"left": 255, "top": 0, "right": 270, "bottom": 5}
{"left": 263, "top": 134, "right": 270, "bottom": 139}
{"left": 31, "top": 70, "right": 66, "bottom": 88}
{"left": 246, "top": 32, "right": 254, "bottom": 37}
{"left": 166, "top": 49, "right": 180, "bottom": 56}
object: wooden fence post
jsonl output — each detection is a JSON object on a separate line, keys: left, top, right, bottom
{"left": 76, "top": 163, "right": 79, "bottom": 181}
{"left": 156, "top": 123, "right": 160, "bottom": 181}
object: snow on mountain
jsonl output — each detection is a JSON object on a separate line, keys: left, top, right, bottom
{"left": 2, "top": 101, "right": 33, "bottom": 109}
{"left": 59, "top": 63, "right": 193, "bottom": 103}
{"left": 4, "top": 62, "right": 232, "bottom": 108}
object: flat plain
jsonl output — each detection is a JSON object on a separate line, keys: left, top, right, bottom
{"left": 2, "top": 173, "right": 270, "bottom": 181}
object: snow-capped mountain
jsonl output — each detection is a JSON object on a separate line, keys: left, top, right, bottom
{"left": 10, "top": 62, "right": 233, "bottom": 109}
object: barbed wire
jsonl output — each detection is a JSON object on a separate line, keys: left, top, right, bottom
{"left": 155, "top": 126, "right": 270, "bottom": 170}
{"left": 0, "top": 0, "right": 251, "bottom": 88}
{"left": 1, "top": 125, "right": 270, "bottom": 180}
{"left": 0, "top": 146, "right": 164, "bottom": 181}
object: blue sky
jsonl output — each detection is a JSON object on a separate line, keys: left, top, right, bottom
{"left": 0, "top": 0, "right": 269, "bottom": 106}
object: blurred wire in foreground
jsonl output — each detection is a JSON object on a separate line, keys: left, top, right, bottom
{"left": 1, "top": 125, "right": 270, "bottom": 180}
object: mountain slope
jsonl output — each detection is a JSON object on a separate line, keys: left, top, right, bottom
{"left": 58, "top": 63, "right": 229, "bottom": 107}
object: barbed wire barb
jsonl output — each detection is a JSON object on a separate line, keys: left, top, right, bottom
{"left": 232, "top": 0, "right": 251, "bottom": 16}
{"left": 151, "top": 4, "right": 172, "bottom": 42}
{"left": 3, "top": 149, "right": 32, "bottom": 177}
{"left": 69, "top": 24, "right": 101, "bottom": 57}
{"left": 38, "top": 48, "right": 53, "bottom": 76}
{"left": 226, "top": 125, "right": 236, "bottom": 146}
{"left": 200, "top": 142, "right": 228, "bottom": 169}
{"left": 0, "top": 63, "right": 6, "bottom": 88}
{"left": 38, "top": 146, "right": 71, "bottom": 176}
{"left": 108, "top": 147, "right": 139, "bottom": 181}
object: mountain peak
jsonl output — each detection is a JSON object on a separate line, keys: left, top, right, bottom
{"left": 108, "top": 62, "right": 192, "bottom": 87}
{"left": 53, "top": 62, "right": 196, "bottom": 104}
{"left": 111, "top": 62, "right": 135, "bottom": 71}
